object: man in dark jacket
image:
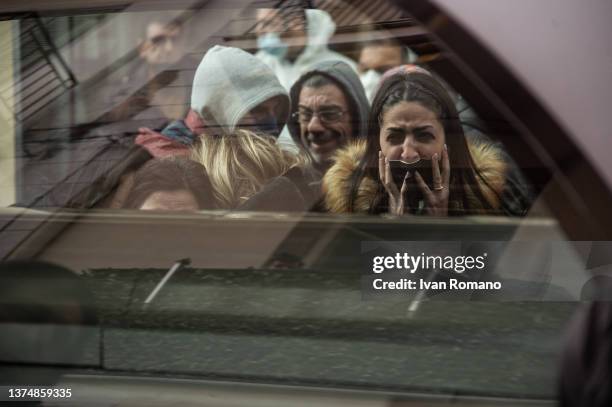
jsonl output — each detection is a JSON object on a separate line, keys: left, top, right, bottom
{"left": 287, "top": 60, "right": 369, "bottom": 179}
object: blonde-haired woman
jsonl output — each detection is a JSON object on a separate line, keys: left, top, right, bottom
{"left": 192, "top": 130, "right": 313, "bottom": 211}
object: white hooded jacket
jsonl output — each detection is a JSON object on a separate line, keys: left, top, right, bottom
{"left": 255, "top": 9, "right": 357, "bottom": 91}
{"left": 191, "top": 45, "right": 289, "bottom": 135}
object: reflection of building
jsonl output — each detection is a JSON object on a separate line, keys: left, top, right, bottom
{"left": 14, "top": 9, "right": 201, "bottom": 208}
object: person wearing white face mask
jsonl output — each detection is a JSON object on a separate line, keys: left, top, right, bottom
{"left": 357, "top": 39, "right": 417, "bottom": 101}
{"left": 254, "top": 8, "right": 357, "bottom": 90}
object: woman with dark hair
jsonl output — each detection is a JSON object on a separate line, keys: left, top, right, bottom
{"left": 122, "top": 157, "right": 216, "bottom": 211}
{"left": 323, "top": 67, "right": 530, "bottom": 216}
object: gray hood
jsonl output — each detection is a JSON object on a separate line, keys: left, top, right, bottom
{"left": 191, "top": 45, "right": 289, "bottom": 135}
{"left": 288, "top": 60, "right": 369, "bottom": 151}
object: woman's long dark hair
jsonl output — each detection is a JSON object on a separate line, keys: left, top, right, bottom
{"left": 348, "top": 71, "right": 496, "bottom": 215}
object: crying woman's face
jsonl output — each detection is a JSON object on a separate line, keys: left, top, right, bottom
{"left": 379, "top": 101, "right": 445, "bottom": 163}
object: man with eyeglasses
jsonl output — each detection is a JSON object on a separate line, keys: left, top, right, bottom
{"left": 108, "top": 19, "right": 190, "bottom": 126}
{"left": 139, "top": 20, "right": 184, "bottom": 68}
{"left": 287, "top": 60, "right": 369, "bottom": 177}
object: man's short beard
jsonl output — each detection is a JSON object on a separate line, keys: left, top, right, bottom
{"left": 307, "top": 129, "right": 344, "bottom": 168}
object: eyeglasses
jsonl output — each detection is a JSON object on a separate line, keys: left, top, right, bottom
{"left": 292, "top": 108, "right": 347, "bottom": 125}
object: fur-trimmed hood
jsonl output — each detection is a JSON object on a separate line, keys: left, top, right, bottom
{"left": 322, "top": 137, "right": 510, "bottom": 214}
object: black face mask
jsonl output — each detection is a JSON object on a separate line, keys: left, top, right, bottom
{"left": 389, "top": 158, "right": 434, "bottom": 188}
{"left": 389, "top": 158, "right": 434, "bottom": 212}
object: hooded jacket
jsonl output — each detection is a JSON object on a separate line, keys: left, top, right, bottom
{"left": 287, "top": 60, "right": 370, "bottom": 163}
{"left": 190, "top": 45, "right": 290, "bottom": 135}
{"left": 134, "top": 45, "right": 290, "bottom": 155}
{"left": 255, "top": 9, "right": 358, "bottom": 91}
{"left": 322, "top": 136, "right": 532, "bottom": 216}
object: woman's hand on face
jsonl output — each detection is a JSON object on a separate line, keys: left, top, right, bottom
{"left": 379, "top": 151, "right": 409, "bottom": 215}
{"left": 415, "top": 144, "right": 450, "bottom": 216}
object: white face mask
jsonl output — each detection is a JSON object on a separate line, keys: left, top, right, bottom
{"left": 359, "top": 69, "right": 383, "bottom": 102}
{"left": 257, "top": 32, "right": 288, "bottom": 59}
